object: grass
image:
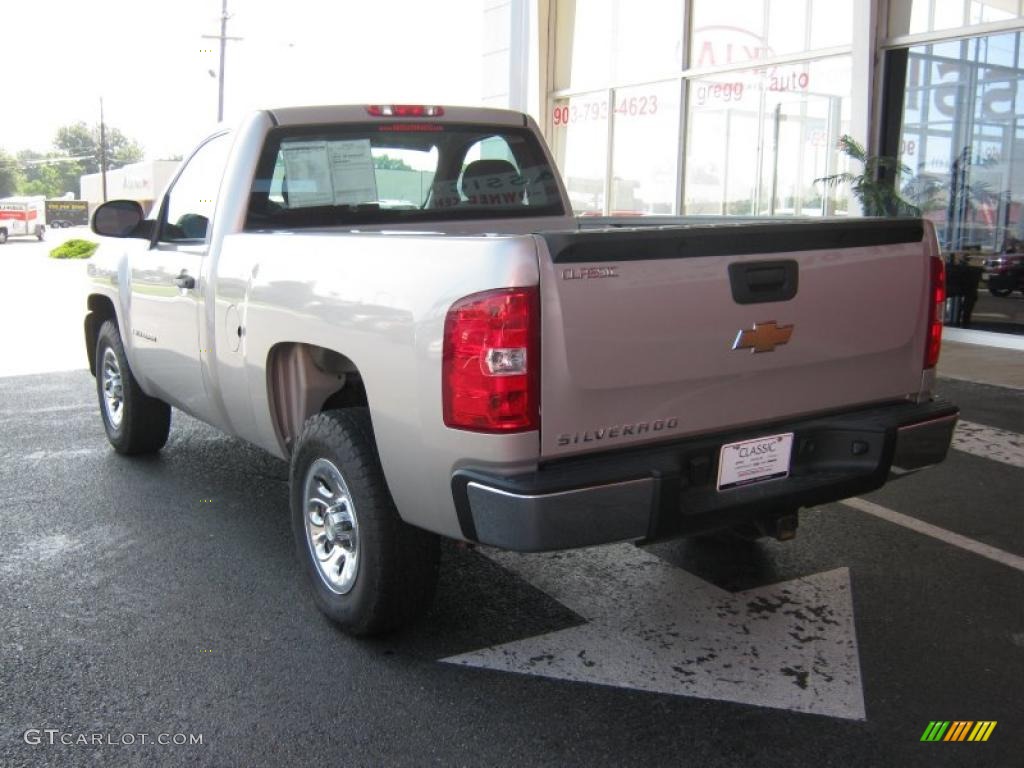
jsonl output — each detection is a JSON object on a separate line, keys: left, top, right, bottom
{"left": 49, "top": 239, "right": 99, "bottom": 260}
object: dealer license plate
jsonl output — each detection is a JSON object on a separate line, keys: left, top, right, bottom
{"left": 717, "top": 432, "right": 794, "bottom": 491}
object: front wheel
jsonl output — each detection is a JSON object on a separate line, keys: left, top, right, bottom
{"left": 988, "top": 285, "right": 1012, "bottom": 297}
{"left": 290, "top": 408, "right": 439, "bottom": 636}
{"left": 94, "top": 320, "right": 171, "bottom": 454}
{"left": 0, "top": 229, "right": 7, "bottom": 244}
{"left": 36, "top": 226, "right": 45, "bottom": 241}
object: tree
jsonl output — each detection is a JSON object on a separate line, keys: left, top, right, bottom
{"left": 53, "top": 121, "right": 144, "bottom": 175}
{"left": 17, "top": 149, "right": 81, "bottom": 198}
{"left": 20, "top": 164, "right": 70, "bottom": 198}
{"left": 373, "top": 154, "right": 414, "bottom": 171}
{"left": 816, "top": 135, "right": 920, "bottom": 217}
{"left": 0, "top": 149, "right": 22, "bottom": 197}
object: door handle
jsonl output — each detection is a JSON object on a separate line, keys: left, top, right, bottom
{"left": 174, "top": 272, "right": 196, "bottom": 290}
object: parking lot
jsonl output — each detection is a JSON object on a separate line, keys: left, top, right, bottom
{"left": 1, "top": 235, "right": 1022, "bottom": 767}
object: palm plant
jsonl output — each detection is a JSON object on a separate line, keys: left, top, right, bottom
{"left": 816, "top": 135, "right": 920, "bottom": 217}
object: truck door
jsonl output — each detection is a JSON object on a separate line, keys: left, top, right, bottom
{"left": 129, "top": 132, "right": 231, "bottom": 421}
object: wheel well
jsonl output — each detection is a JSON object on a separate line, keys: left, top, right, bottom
{"left": 266, "top": 343, "right": 367, "bottom": 454}
{"left": 84, "top": 294, "right": 117, "bottom": 376}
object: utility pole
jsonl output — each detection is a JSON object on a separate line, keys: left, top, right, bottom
{"left": 202, "top": 0, "right": 242, "bottom": 122}
{"left": 99, "top": 97, "right": 108, "bottom": 203}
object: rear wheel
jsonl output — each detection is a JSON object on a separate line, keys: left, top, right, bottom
{"left": 36, "top": 226, "right": 45, "bottom": 241}
{"left": 94, "top": 319, "right": 171, "bottom": 454}
{"left": 988, "top": 285, "right": 1012, "bottom": 297}
{"left": 0, "top": 229, "right": 7, "bottom": 244}
{"left": 290, "top": 408, "right": 439, "bottom": 636}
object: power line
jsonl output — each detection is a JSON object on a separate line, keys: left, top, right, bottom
{"left": 0, "top": 156, "right": 92, "bottom": 168}
{"left": 19, "top": 156, "right": 94, "bottom": 165}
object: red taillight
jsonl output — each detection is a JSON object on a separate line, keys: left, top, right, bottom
{"left": 443, "top": 287, "right": 539, "bottom": 433}
{"left": 924, "top": 256, "right": 945, "bottom": 369}
{"left": 366, "top": 104, "right": 444, "bottom": 117}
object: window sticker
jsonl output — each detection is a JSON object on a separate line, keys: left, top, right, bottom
{"left": 327, "top": 139, "right": 378, "bottom": 205}
{"left": 279, "top": 139, "right": 379, "bottom": 208}
{"left": 281, "top": 141, "right": 335, "bottom": 208}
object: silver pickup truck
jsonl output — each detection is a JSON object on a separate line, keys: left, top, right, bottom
{"left": 85, "top": 104, "right": 958, "bottom": 635}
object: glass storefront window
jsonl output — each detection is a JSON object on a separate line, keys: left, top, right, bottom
{"left": 691, "top": 0, "right": 853, "bottom": 69}
{"left": 550, "top": 92, "right": 610, "bottom": 214}
{"left": 610, "top": 81, "right": 682, "bottom": 214}
{"left": 893, "top": 30, "right": 1024, "bottom": 253}
{"left": 554, "top": 0, "right": 683, "bottom": 91}
{"left": 684, "top": 57, "right": 852, "bottom": 216}
{"left": 889, "top": 0, "right": 1024, "bottom": 38}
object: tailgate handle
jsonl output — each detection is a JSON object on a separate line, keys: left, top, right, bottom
{"left": 728, "top": 260, "right": 798, "bottom": 304}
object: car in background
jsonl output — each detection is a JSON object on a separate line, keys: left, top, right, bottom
{"left": 49, "top": 219, "right": 74, "bottom": 228}
{"left": 982, "top": 254, "right": 1024, "bottom": 297}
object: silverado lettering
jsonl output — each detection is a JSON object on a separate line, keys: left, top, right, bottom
{"left": 557, "top": 417, "right": 680, "bottom": 446}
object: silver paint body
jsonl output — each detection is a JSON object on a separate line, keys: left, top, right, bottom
{"left": 85, "top": 106, "right": 938, "bottom": 542}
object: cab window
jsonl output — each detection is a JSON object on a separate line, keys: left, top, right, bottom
{"left": 246, "top": 123, "right": 564, "bottom": 229}
{"left": 160, "top": 133, "right": 232, "bottom": 243}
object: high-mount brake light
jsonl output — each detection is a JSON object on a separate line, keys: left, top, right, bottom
{"left": 924, "top": 256, "right": 945, "bottom": 369}
{"left": 442, "top": 287, "right": 539, "bottom": 433}
{"left": 366, "top": 105, "right": 445, "bottom": 117}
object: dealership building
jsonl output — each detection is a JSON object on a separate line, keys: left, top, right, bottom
{"left": 80, "top": 160, "right": 180, "bottom": 216}
{"left": 487, "top": 0, "right": 1024, "bottom": 254}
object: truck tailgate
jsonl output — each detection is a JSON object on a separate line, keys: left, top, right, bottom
{"left": 537, "top": 219, "right": 932, "bottom": 459}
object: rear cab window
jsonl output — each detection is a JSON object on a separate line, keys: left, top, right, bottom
{"left": 246, "top": 122, "right": 564, "bottom": 230}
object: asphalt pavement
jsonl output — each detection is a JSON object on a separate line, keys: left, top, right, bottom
{"left": 0, "top": 237, "right": 1022, "bottom": 767}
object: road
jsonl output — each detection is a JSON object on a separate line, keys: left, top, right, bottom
{"left": 0, "top": 237, "right": 1022, "bottom": 767}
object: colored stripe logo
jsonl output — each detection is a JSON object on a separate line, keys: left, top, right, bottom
{"left": 920, "top": 721, "right": 997, "bottom": 742}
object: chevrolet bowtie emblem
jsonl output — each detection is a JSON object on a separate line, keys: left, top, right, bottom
{"left": 732, "top": 321, "right": 794, "bottom": 353}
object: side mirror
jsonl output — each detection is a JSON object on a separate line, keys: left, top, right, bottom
{"left": 92, "top": 200, "right": 148, "bottom": 238}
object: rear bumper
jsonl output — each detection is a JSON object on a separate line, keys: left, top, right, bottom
{"left": 452, "top": 399, "right": 958, "bottom": 552}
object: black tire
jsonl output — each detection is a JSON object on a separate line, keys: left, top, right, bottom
{"left": 94, "top": 319, "right": 171, "bottom": 454}
{"left": 988, "top": 285, "right": 1012, "bottom": 297}
{"left": 0, "top": 229, "right": 7, "bottom": 244}
{"left": 290, "top": 408, "right": 439, "bottom": 636}
{"left": 36, "top": 226, "right": 45, "bottom": 241}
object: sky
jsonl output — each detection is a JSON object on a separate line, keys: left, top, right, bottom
{"left": 1, "top": 0, "right": 485, "bottom": 159}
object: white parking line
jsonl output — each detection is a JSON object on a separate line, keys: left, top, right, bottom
{"left": 954, "top": 419, "right": 1024, "bottom": 469}
{"left": 841, "top": 497, "right": 1024, "bottom": 574}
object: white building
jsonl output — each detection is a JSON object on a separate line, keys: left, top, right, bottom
{"left": 80, "top": 160, "right": 180, "bottom": 215}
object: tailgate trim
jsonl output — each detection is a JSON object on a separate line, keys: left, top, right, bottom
{"left": 545, "top": 218, "right": 924, "bottom": 263}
